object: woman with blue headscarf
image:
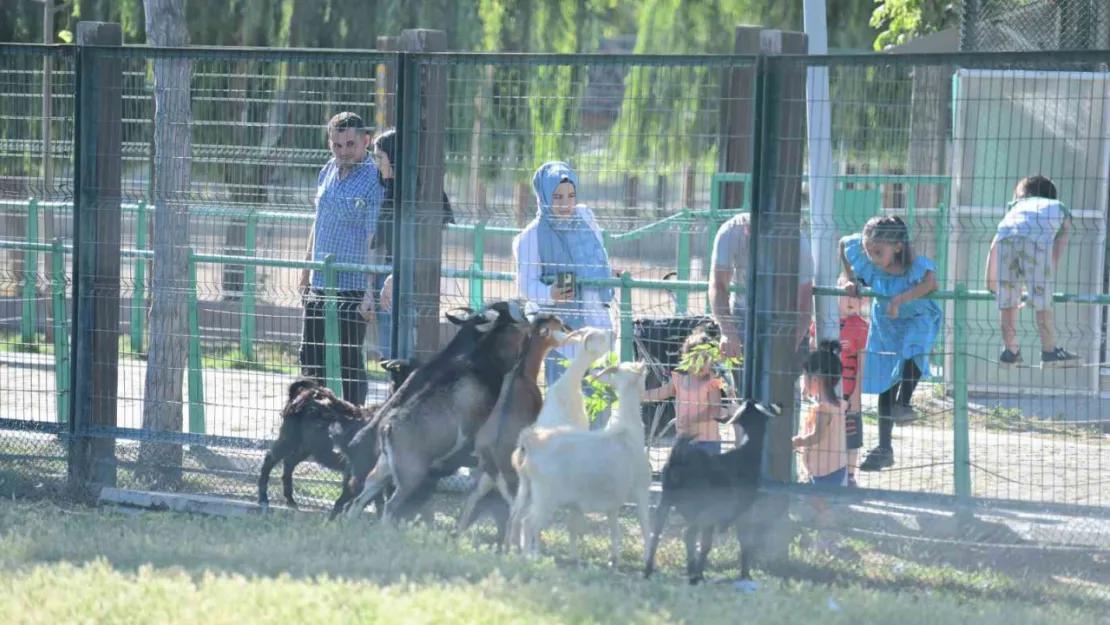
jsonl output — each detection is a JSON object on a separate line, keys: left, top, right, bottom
{"left": 512, "top": 161, "right": 616, "bottom": 428}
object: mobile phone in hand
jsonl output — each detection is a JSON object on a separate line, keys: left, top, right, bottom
{"left": 556, "top": 271, "right": 576, "bottom": 295}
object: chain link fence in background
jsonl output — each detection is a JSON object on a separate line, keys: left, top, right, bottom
{"left": 962, "top": 0, "right": 1110, "bottom": 52}
{"left": 0, "top": 34, "right": 1108, "bottom": 603}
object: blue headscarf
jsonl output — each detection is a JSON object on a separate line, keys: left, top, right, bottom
{"left": 531, "top": 161, "right": 615, "bottom": 310}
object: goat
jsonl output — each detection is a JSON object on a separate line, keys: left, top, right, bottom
{"left": 256, "top": 358, "right": 418, "bottom": 509}
{"left": 535, "top": 327, "right": 615, "bottom": 430}
{"left": 507, "top": 361, "right": 653, "bottom": 567}
{"left": 333, "top": 299, "right": 533, "bottom": 523}
{"left": 325, "top": 303, "right": 518, "bottom": 520}
{"left": 497, "top": 326, "right": 613, "bottom": 550}
{"left": 454, "top": 313, "right": 572, "bottom": 542}
{"left": 643, "top": 399, "right": 780, "bottom": 586}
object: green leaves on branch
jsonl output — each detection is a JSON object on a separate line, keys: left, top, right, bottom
{"left": 560, "top": 352, "right": 620, "bottom": 424}
{"left": 870, "top": 0, "right": 957, "bottom": 51}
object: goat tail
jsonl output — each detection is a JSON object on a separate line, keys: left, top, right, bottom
{"left": 512, "top": 427, "right": 540, "bottom": 474}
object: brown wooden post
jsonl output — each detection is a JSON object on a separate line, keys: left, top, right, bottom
{"left": 719, "top": 25, "right": 764, "bottom": 213}
{"left": 760, "top": 29, "right": 809, "bottom": 486}
{"left": 376, "top": 36, "right": 399, "bottom": 129}
{"left": 624, "top": 174, "right": 639, "bottom": 217}
{"left": 722, "top": 27, "right": 810, "bottom": 566}
{"left": 681, "top": 165, "right": 696, "bottom": 209}
{"left": 71, "top": 21, "right": 123, "bottom": 492}
{"left": 514, "top": 182, "right": 531, "bottom": 229}
{"left": 400, "top": 29, "right": 447, "bottom": 357}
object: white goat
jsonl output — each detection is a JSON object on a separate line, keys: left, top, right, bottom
{"left": 500, "top": 326, "right": 611, "bottom": 550}
{"left": 535, "top": 327, "right": 614, "bottom": 430}
{"left": 507, "top": 361, "right": 653, "bottom": 567}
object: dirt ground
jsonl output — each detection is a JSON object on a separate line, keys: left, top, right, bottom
{"left": 2, "top": 349, "right": 1106, "bottom": 509}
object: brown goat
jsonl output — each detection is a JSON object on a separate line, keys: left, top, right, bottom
{"left": 257, "top": 358, "right": 417, "bottom": 509}
{"left": 454, "top": 313, "right": 571, "bottom": 541}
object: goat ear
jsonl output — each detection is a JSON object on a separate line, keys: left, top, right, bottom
{"left": 593, "top": 364, "right": 619, "bottom": 382}
{"left": 755, "top": 402, "right": 782, "bottom": 417}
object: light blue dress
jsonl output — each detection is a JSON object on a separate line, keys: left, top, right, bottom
{"left": 842, "top": 233, "right": 943, "bottom": 395}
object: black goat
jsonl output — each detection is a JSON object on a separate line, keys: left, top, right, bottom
{"left": 643, "top": 399, "right": 780, "bottom": 585}
{"left": 328, "top": 300, "right": 530, "bottom": 522}
{"left": 257, "top": 358, "right": 418, "bottom": 509}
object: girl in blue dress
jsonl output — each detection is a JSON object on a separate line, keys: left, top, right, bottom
{"left": 839, "top": 216, "right": 942, "bottom": 472}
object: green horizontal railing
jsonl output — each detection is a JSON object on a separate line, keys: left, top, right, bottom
{"left": 7, "top": 235, "right": 1110, "bottom": 502}
{"left": 0, "top": 171, "right": 950, "bottom": 356}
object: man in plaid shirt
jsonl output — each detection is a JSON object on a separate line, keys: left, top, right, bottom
{"left": 298, "top": 112, "right": 385, "bottom": 406}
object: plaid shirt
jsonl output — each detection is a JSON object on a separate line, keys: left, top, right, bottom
{"left": 311, "top": 154, "right": 384, "bottom": 291}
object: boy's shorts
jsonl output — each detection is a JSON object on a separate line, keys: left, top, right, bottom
{"left": 997, "top": 237, "right": 1054, "bottom": 311}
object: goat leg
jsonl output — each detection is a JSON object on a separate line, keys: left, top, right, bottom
{"left": 735, "top": 521, "right": 756, "bottom": 583}
{"left": 696, "top": 527, "right": 715, "bottom": 583}
{"left": 258, "top": 437, "right": 299, "bottom": 508}
{"left": 504, "top": 474, "right": 531, "bottom": 553}
{"left": 643, "top": 500, "right": 671, "bottom": 579}
{"left": 380, "top": 462, "right": 429, "bottom": 526}
{"left": 281, "top": 450, "right": 310, "bottom": 509}
{"left": 456, "top": 472, "right": 496, "bottom": 537}
{"left": 683, "top": 525, "right": 701, "bottom": 585}
{"left": 346, "top": 461, "right": 394, "bottom": 520}
{"left": 567, "top": 508, "right": 586, "bottom": 565}
{"left": 606, "top": 510, "right": 621, "bottom": 568}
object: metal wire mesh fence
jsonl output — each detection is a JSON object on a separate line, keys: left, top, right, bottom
{"left": 961, "top": 0, "right": 1110, "bottom": 52}
{"left": 0, "top": 41, "right": 1107, "bottom": 530}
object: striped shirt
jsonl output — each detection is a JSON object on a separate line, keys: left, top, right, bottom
{"left": 310, "top": 154, "right": 385, "bottom": 291}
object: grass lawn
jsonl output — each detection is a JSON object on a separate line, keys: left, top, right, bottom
{"left": 0, "top": 498, "right": 1103, "bottom": 625}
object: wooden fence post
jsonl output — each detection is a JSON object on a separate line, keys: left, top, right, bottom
{"left": 400, "top": 29, "right": 448, "bottom": 357}
{"left": 70, "top": 21, "right": 123, "bottom": 494}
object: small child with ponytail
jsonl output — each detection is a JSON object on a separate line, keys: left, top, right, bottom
{"left": 793, "top": 340, "right": 849, "bottom": 486}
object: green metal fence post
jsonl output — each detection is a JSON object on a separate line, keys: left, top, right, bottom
{"left": 21, "top": 198, "right": 40, "bottom": 343}
{"left": 51, "top": 237, "right": 70, "bottom": 424}
{"left": 675, "top": 219, "right": 690, "bottom": 314}
{"left": 323, "top": 255, "right": 342, "bottom": 397}
{"left": 619, "top": 271, "right": 634, "bottom": 363}
{"left": 240, "top": 209, "right": 258, "bottom": 361}
{"left": 186, "top": 250, "right": 206, "bottom": 435}
{"left": 953, "top": 282, "right": 971, "bottom": 499}
{"left": 469, "top": 221, "right": 485, "bottom": 310}
{"left": 131, "top": 200, "right": 147, "bottom": 352}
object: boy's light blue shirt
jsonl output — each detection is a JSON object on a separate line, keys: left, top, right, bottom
{"left": 996, "top": 197, "right": 1071, "bottom": 252}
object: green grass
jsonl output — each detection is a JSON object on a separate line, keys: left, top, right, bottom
{"left": 0, "top": 332, "right": 48, "bottom": 354}
{"left": 0, "top": 498, "right": 1102, "bottom": 625}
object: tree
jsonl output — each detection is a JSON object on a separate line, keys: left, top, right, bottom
{"left": 138, "top": 0, "right": 193, "bottom": 488}
{"left": 870, "top": 0, "right": 957, "bottom": 50}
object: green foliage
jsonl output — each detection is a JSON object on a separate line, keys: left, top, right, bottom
{"left": 559, "top": 351, "right": 619, "bottom": 424}
{"left": 672, "top": 341, "right": 740, "bottom": 374}
{"left": 870, "top": 0, "right": 957, "bottom": 51}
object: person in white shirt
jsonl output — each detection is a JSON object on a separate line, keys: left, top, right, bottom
{"left": 512, "top": 161, "right": 616, "bottom": 429}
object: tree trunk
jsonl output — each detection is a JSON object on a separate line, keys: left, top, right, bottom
{"left": 138, "top": 0, "right": 193, "bottom": 489}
